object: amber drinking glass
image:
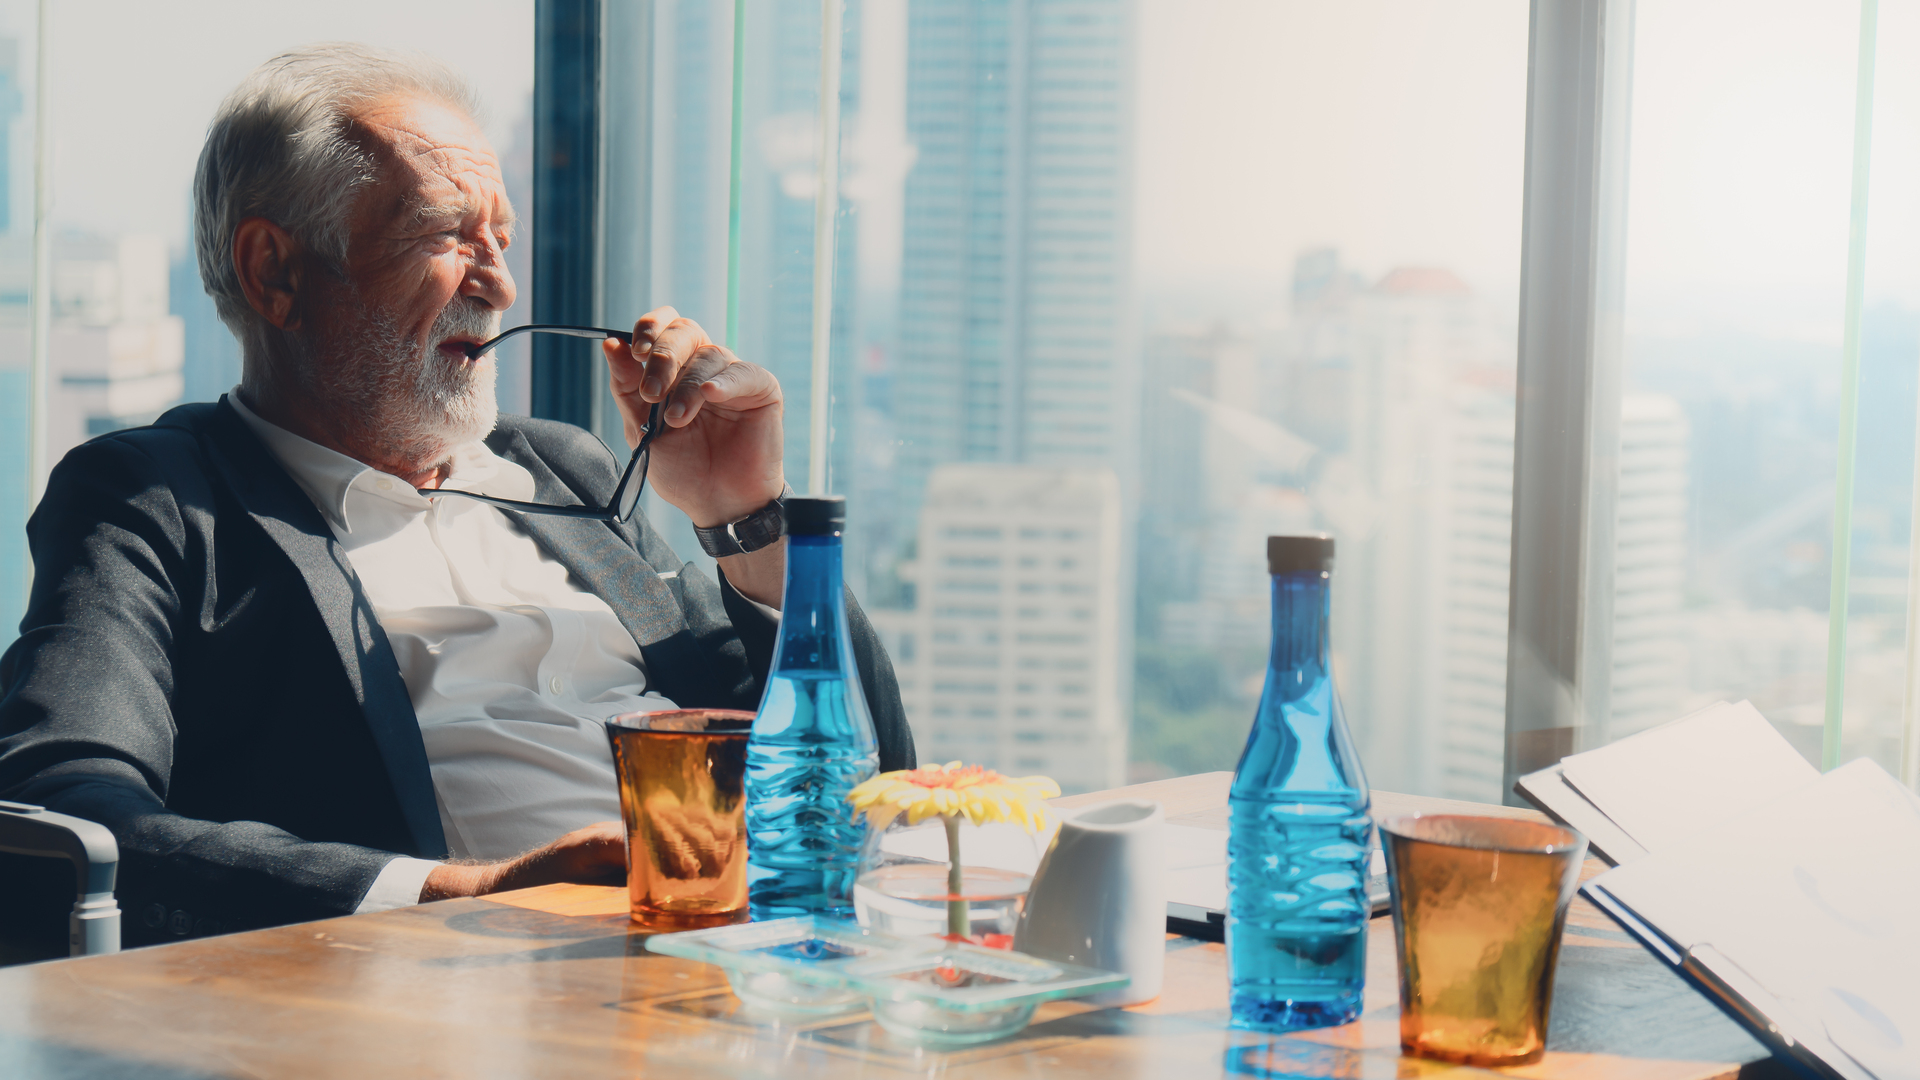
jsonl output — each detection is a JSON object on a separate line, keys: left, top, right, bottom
{"left": 605, "top": 709, "right": 754, "bottom": 931}
{"left": 1378, "top": 814, "right": 1587, "bottom": 1067}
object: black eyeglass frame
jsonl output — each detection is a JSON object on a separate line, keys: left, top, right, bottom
{"left": 417, "top": 324, "right": 659, "bottom": 524}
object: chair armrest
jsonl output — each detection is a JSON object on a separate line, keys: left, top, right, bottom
{"left": 0, "top": 800, "right": 121, "bottom": 956}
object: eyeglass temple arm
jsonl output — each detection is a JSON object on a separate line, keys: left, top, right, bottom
{"left": 465, "top": 324, "right": 636, "bottom": 359}
{"left": 420, "top": 487, "right": 615, "bottom": 519}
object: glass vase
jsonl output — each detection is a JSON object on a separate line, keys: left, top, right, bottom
{"left": 853, "top": 815, "right": 1036, "bottom": 949}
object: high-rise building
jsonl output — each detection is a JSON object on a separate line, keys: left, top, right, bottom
{"left": 171, "top": 240, "right": 241, "bottom": 406}
{"left": 1141, "top": 323, "right": 1317, "bottom": 653}
{"left": 1137, "top": 324, "right": 1235, "bottom": 642}
{"left": 1608, "top": 392, "right": 1689, "bottom": 740}
{"left": 1438, "top": 382, "right": 1517, "bottom": 802}
{"left": 888, "top": 463, "right": 1126, "bottom": 792}
{"left": 891, "top": 0, "right": 1138, "bottom": 528}
{"left": 883, "top": 0, "right": 1138, "bottom": 777}
{"left": 0, "top": 36, "right": 26, "bottom": 632}
{"left": 1260, "top": 253, "right": 1520, "bottom": 797}
{"left": 44, "top": 233, "right": 184, "bottom": 464}
{"left": 1320, "top": 266, "right": 1510, "bottom": 795}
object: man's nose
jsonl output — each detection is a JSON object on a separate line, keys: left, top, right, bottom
{"left": 461, "top": 235, "right": 517, "bottom": 312}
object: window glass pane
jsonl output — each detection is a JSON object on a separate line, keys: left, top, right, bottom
{"left": 632, "top": 0, "right": 864, "bottom": 573}
{"left": 824, "top": 0, "right": 1529, "bottom": 795}
{"left": 0, "top": 1, "right": 37, "bottom": 630}
{"left": 34, "top": 1, "right": 535, "bottom": 466}
{"left": 1853, "top": 0, "right": 1920, "bottom": 780}
{"left": 1619, "top": 0, "right": 1915, "bottom": 773}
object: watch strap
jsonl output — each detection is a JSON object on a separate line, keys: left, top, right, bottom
{"left": 694, "top": 488, "right": 791, "bottom": 557}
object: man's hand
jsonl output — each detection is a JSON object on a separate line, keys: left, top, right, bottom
{"left": 602, "top": 307, "right": 785, "bottom": 529}
{"left": 418, "top": 820, "right": 627, "bottom": 901}
{"left": 602, "top": 307, "right": 789, "bottom": 608}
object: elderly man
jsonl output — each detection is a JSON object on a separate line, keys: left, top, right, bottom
{"left": 0, "top": 44, "right": 911, "bottom": 950}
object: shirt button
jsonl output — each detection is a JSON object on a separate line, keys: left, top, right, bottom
{"left": 377, "top": 479, "right": 393, "bottom": 491}
{"left": 549, "top": 675, "right": 564, "bottom": 694}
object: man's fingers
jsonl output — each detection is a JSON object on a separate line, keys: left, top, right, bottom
{"left": 641, "top": 317, "right": 713, "bottom": 403}
{"left": 629, "top": 306, "right": 680, "bottom": 355}
{"left": 603, "top": 337, "right": 644, "bottom": 396}
{"left": 664, "top": 345, "right": 737, "bottom": 425}
{"left": 698, "top": 358, "right": 782, "bottom": 409}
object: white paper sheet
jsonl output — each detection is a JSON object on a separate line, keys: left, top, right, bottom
{"left": 1592, "top": 759, "right": 1920, "bottom": 1079}
{"left": 1514, "top": 763, "right": 1648, "bottom": 865}
{"left": 1559, "top": 700, "right": 1819, "bottom": 853}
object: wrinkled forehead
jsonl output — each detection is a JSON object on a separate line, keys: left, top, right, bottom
{"left": 347, "top": 95, "right": 516, "bottom": 232}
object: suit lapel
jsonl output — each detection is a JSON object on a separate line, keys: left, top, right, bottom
{"left": 200, "top": 398, "right": 447, "bottom": 859}
{"left": 489, "top": 429, "right": 691, "bottom": 650}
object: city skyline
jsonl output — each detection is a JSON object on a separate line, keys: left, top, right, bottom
{"left": 5, "top": 1, "right": 1920, "bottom": 791}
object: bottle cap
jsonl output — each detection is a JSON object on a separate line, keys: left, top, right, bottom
{"left": 783, "top": 495, "right": 846, "bottom": 536}
{"left": 1268, "top": 534, "right": 1334, "bottom": 573}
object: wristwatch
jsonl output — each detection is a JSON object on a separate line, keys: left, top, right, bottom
{"left": 694, "top": 487, "right": 791, "bottom": 557}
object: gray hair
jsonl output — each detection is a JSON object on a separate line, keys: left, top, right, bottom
{"left": 192, "top": 43, "right": 481, "bottom": 355}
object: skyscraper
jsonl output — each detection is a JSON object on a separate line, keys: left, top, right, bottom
{"left": 1438, "top": 382, "right": 1517, "bottom": 802}
{"left": 891, "top": 0, "right": 1138, "bottom": 528}
{"left": 44, "top": 233, "right": 184, "bottom": 462}
{"left": 1266, "top": 253, "right": 1519, "bottom": 797}
{"left": 1607, "top": 392, "right": 1689, "bottom": 740}
{"left": 889, "top": 463, "right": 1126, "bottom": 792}
{"left": 172, "top": 239, "right": 241, "bottom": 406}
{"left": 0, "top": 36, "right": 25, "bottom": 631}
{"left": 886, "top": 0, "right": 1139, "bottom": 778}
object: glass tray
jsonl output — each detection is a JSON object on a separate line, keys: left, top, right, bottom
{"left": 644, "top": 917, "right": 939, "bottom": 1019}
{"left": 644, "top": 916, "right": 1130, "bottom": 1046}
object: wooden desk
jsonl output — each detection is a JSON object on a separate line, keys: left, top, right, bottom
{"left": 0, "top": 774, "right": 1782, "bottom": 1079}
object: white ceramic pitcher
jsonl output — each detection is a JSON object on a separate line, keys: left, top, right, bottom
{"left": 1013, "top": 798, "right": 1166, "bottom": 1007}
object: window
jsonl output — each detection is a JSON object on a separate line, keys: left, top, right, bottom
{"left": 1617, "top": 0, "right": 1917, "bottom": 779}
{"left": 0, "top": 4, "right": 40, "bottom": 630}
{"left": 47, "top": 2, "right": 1907, "bottom": 805}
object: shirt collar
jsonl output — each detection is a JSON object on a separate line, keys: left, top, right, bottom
{"left": 228, "top": 388, "right": 533, "bottom": 534}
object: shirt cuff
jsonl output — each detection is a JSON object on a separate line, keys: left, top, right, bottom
{"left": 355, "top": 856, "right": 441, "bottom": 914}
{"left": 748, "top": 597, "right": 781, "bottom": 622}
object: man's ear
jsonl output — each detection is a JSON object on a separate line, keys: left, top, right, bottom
{"left": 232, "top": 217, "right": 305, "bottom": 331}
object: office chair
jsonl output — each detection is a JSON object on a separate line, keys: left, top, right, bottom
{"left": 0, "top": 800, "right": 120, "bottom": 961}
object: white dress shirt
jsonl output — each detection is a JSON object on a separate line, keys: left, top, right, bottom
{"left": 230, "top": 393, "right": 682, "bottom": 911}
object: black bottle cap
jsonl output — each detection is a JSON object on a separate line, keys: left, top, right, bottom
{"left": 1268, "top": 534, "right": 1335, "bottom": 574}
{"left": 783, "top": 495, "right": 846, "bottom": 536}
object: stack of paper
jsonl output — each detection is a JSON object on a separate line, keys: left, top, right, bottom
{"left": 1586, "top": 760, "right": 1920, "bottom": 1079}
{"left": 1515, "top": 700, "right": 1819, "bottom": 864}
{"left": 1513, "top": 699, "right": 1916, "bottom": 1076}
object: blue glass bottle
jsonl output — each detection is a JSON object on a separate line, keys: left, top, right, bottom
{"left": 746, "top": 495, "right": 880, "bottom": 919}
{"left": 1227, "top": 535, "right": 1372, "bottom": 1032}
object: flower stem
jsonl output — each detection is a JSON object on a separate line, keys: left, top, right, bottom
{"left": 942, "top": 813, "right": 969, "bottom": 940}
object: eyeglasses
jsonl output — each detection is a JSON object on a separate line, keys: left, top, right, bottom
{"left": 417, "top": 324, "right": 659, "bottom": 524}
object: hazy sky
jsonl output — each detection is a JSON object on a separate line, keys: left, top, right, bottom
{"left": 12, "top": 0, "right": 1920, "bottom": 344}
{"left": 1625, "top": 0, "right": 1920, "bottom": 340}
{"left": 1132, "top": 1, "right": 1528, "bottom": 304}
{"left": 15, "top": 0, "right": 534, "bottom": 247}
{"left": 1133, "top": 0, "right": 1920, "bottom": 341}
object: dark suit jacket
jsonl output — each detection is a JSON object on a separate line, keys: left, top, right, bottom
{"left": 0, "top": 398, "right": 912, "bottom": 948}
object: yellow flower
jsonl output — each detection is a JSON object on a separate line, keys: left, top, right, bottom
{"left": 848, "top": 761, "right": 1061, "bottom": 832}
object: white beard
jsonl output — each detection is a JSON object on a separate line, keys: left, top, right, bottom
{"left": 293, "top": 297, "right": 502, "bottom": 468}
